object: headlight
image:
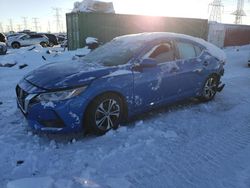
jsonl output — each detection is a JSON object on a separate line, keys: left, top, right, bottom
{"left": 37, "top": 86, "right": 87, "bottom": 102}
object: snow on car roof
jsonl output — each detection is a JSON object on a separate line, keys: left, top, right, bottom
{"left": 115, "top": 32, "right": 226, "bottom": 62}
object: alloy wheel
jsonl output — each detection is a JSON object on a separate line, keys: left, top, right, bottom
{"left": 203, "top": 77, "right": 217, "bottom": 100}
{"left": 95, "top": 99, "right": 120, "bottom": 131}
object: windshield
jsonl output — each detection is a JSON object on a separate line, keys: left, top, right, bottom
{"left": 82, "top": 37, "right": 146, "bottom": 66}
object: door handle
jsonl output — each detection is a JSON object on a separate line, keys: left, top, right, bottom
{"left": 170, "top": 67, "right": 178, "bottom": 73}
{"left": 203, "top": 61, "right": 209, "bottom": 66}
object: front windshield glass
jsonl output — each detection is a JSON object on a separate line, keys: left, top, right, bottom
{"left": 82, "top": 37, "right": 146, "bottom": 66}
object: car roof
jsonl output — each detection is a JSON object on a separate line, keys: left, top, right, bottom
{"left": 115, "top": 32, "right": 226, "bottom": 61}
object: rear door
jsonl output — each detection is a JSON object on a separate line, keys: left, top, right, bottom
{"left": 30, "top": 35, "right": 42, "bottom": 44}
{"left": 174, "top": 39, "right": 205, "bottom": 97}
{"left": 20, "top": 35, "right": 32, "bottom": 46}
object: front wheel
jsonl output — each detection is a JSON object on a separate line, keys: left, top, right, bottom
{"left": 85, "top": 93, "right": 124, "bottom": 135}
{"left": 12, "top": 42, "right": 20, "bottom": 49}
{"left": 199, "top": 75, "right": 219, "bottom": 102}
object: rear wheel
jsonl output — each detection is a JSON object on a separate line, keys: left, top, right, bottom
{"left": 199, "top": 75, "right": 219, "bottom": 102}
{"left": 11, "top": 42, "right": 20, "bottom": 49}
{"left": 85, "top": 93, "right": 124, "bottom": 135}
{"left": 40, "top": 42, "right": 47, "bottom": 47}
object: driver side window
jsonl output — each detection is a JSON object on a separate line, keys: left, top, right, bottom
{"left": 144, "top": 42, "right": 175, "bottom": 64}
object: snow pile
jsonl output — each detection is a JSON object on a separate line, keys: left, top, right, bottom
{"left": 72, "top": 0, "right": 115, "bottom": 13}
{"left": 0, "top": 45, "right": 90, "bottom": 69}
{"left": 85, "top": 37, "right": 98, "bottom": 44}
{"left": 85, "top": 37, "right": 99, "bottom": 50}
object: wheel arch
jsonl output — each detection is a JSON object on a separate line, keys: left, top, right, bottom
{"left": 82, "top": 90, "right": 129, "bottom": 130}
{"left": 209, "top": 72, "right": 220, "bottom": 81}
{"left": 11, "top": 41, "right": 21, "bottom": 48}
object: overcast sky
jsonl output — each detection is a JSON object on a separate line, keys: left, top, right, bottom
{"left": 0, "top": 0, "right": 250, "bottom": 33}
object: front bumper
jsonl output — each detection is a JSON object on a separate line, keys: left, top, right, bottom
{"left": 16, "top": 81, "right": 88, "bottom": 133}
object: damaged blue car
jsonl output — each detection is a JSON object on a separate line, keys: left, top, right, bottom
{"left": 16, "top": 32, "right": 225, "bottom": 135}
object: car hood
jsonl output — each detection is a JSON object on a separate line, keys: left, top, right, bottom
{"left": 24, "top": 61, "right": 118, "bottom": 90}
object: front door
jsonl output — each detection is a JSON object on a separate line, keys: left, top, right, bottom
{"left": 132, "top": 41, "right": 181, "bottom": 112}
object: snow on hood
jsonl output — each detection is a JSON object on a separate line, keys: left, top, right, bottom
{"left": 23, "top": 60, "right": 126, "bottom": 90}
{"left": 72, "top": 0, "right": 115, "bottom": 13}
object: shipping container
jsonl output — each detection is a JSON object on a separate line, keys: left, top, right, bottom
{"left": 224, "top": 24, "right": 250, "bottom": 47}
{"left": 66, "top": 12, "right": 209, "bottom": 50}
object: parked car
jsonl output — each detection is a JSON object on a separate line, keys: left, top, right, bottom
{"left": 57, "top": 34, "right": 67, "bottom": 44}
{"left": 38, "top": 33, "right": 58, "bottom": 47}
{"left": 16, "top": 32, "right": 225, "bottom": 135}
{"left": 8, "top": 34, "right": 49, "bottom": 49}
{"left": 0, "top": 42, "right": 7, "bottom": 55}
{"left": 0, "top": 32, "right": 7, "bottom": 43}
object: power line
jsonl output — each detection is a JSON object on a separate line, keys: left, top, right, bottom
{"left": 32, "top": 18, "right": 40, "bottom": 32}
{"left": 53, "top": 8, "right": 63, "bottom": 33}
{"left": 232, "top": 0, "right": 246, "bottom": 24}
{"left": 17, "top": 24, "right": 22, "bottom": 32}
{"left": 22, "top": 17, "right": 28, "bottom": 30}
{"left": 209, "top": 0, "right": 224, "bottom": 22}
{"left": 9, "top": 19, "right": 14, "bottom": 31}
{"left": 0, "top": 23, "right": 3, "bottom": 32}
{"left": 47, "top": 21, "right": 51, "bottom": 33}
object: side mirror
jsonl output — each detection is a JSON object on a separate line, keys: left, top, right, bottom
{"left": 140, "top": 58, "right": 157, "bottom": 68}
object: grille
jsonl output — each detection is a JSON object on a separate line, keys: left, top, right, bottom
{"left": 16, "top": 85, "right": 29, "bottom": 111}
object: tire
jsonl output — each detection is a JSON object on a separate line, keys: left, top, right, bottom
{"left": 85, "top": 93, "right": 124, "bottom": 135}
{"left": 48, "top": 42, "right": 54, "bottom": 47}
{"left": 199, "top": 75, "right": 219, "bottom": 102}
{"left": 11, "top": 42, "right": 20, "bottom": 49}
{"left": 40, "top": 42, "right": 47, "bottom": 48}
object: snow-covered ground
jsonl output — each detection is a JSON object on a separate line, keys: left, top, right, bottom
{"left": 0, "top": 45, "right": 250, "bottom": 188}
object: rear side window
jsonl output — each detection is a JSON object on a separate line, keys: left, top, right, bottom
{"left": 176, "top": 42, "right": 196, "bottom": 59}
{"left": 30, "top": 35, "right": 43, "bottom": 38}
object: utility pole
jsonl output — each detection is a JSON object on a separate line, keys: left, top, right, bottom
{"left": 9, "top": 19, "right": 14, "bottom": 31}
{"left": 208, "top": 0, "right": 224, "bottom": 22}
{"left": 232, "top": 0, "right": 246, "bottom": 24}
{"left": 17, "top": 24, "right": 22, "bottom": 32}
{"left": 53, "top": 8, "right": 62, "bottom": 33}
{"left": 22, "top": 17, "right": 28, "bottom": 30}
{"left": 0, "top": 22, "right": 3, "bottom": 32}
{"left": 47, "top": 21, "right": 51, "bottom": 33}
{"left": 6, "top": 25, "right": 10, "bottom": 33}
{"left": 32, "top": 17, "right": 39, "bottom": 32}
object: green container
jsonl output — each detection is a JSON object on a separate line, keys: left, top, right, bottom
{"left": 66, "top": 12, "right": 208, "bottom": 50}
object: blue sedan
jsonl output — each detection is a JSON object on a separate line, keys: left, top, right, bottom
{"left": 16, "top": 32, "right": 225, "bottom": 135}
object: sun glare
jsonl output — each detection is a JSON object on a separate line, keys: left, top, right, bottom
{"left": 113, "top": 0, "right": 209, "bottom": 19}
